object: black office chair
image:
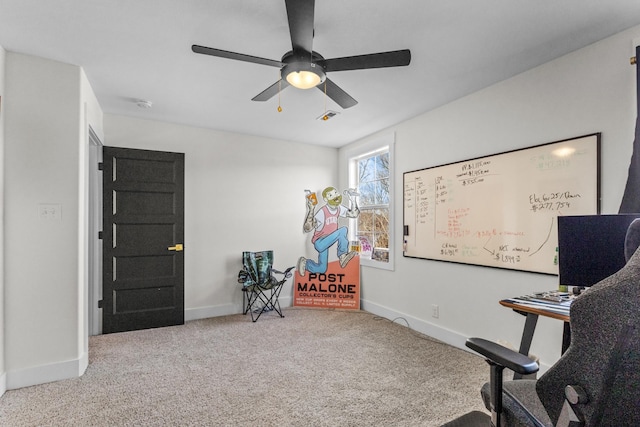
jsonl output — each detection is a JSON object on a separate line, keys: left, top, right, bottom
{"left": 237, "top": 250, "right": 294, "bottom": 322}
{"left": 445, "top": 244, "right": 640, "bottom": 426}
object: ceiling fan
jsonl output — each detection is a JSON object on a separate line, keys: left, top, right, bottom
{"left": 191, "top": 0, "right": 411, "bottom": 109}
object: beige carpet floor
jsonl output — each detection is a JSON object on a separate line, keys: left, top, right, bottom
{"left": 0, "top": 308, "right": 489, "bottom": 426}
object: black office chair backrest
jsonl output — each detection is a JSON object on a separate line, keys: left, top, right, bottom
{"left": 536, "top": 245, "right": 640, "bottom": 425}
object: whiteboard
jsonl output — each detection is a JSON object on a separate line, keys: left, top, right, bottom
{"left": 403, "top": 134, "right": 600, "bottom": 274}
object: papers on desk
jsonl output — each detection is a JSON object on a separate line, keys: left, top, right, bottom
{"left": 505, "top": 291, "right": 576, "bottom": 316}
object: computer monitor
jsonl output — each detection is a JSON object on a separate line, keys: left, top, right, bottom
{"left": 558, "top": 214, "right": 640, "bottom": 287}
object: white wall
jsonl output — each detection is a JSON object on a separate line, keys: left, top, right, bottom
{"left": 0, "top": 45, "right": 6, "bottom": 395}
{"left": 1, "top": 52, "right": 331, "bottom": 390}
{"left": 4, "top": 52, "right": 102, "bottom": 389}
{"left": 2, "top": 23, "right": 638, "bottom": 390}
{"left": 103, "top": 114, "right": 337, "bottom": 319}
{"left": 1, "top": 50, "right": 333, "bottom": 390}
{"left": 340, "top": 25, "right": 640, "bottom": 371}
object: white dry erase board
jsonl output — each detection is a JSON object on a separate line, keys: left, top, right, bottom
{"left": 403, "top": 134, "right": 600, "bottom": 274}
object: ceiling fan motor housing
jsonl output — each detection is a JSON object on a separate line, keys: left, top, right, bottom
{"left": 281, "top": 50, "right": 326, "bottom": 88}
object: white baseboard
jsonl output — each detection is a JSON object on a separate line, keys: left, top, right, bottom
{"left": 7, "top": 351, "right": 88, "bottom": 390}
{"left": 185, "top": 303, "right": 239, "bottom": 321}
{"left": 361, "top": 299, "right": 471, "bottom": 350}
{"left": 0, "top": 371, "right": 6, "bottom": 397}
{"left": 79, "top": 350, "right": 89, "bottom": 375}
{"left": 360, "top": 298, "right": 552, "bottom": 374}
{"left": 185, "top": 296, "right": 294, "bottom": 322}
{"left": 279, "top": 295, "right": 292, "bottom": 307}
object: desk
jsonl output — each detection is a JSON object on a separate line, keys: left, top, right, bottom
{"left": 500, "top": 299, "right": 570, "bottom": 379}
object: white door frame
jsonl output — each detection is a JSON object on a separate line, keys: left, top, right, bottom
{"left": 88, "top": 127, "right": 103, "bottom": 336}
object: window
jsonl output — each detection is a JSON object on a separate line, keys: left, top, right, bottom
{"left": 347, "top": 136, "right": 394, "bottom": 270}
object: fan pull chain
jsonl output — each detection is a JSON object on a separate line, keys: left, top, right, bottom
{"left": 277, "top": 78, "right": 283, "bottom": 112}
{"left": 322, "top": 81, "right": 329, "bottom": 121}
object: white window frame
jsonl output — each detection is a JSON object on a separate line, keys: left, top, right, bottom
{"left": 346, "top": 134, "right": 395, "bottom": 271}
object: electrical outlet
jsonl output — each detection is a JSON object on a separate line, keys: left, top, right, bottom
{"left": 431, "top": 304, "right": 439, "bottom": 318}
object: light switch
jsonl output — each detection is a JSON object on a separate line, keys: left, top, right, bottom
{"left": 38, "top": 203, "right": 62, "bottom": 221}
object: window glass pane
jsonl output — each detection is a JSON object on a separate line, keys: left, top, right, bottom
{"left": 369, "top": 181, "right": 389, "bottom": 205}
{"left": 358, "top": 158, "right": 374, "bottom": 182}
{"left": 370, "top": 181, "right": 381, "bottom": 205}
{"left": 358, "top": 210, "right": 375, "bottom": 233}
{"left": 350, "top": 144, "right": 392, "bottom": 266}
{"left": 375, "top": 153, "right": 389, "bottom": 179}
{"left": 359, "top": 182, "right": 376, "bottom": 206}
{"left": 378, "top": 178, "right": 390, "bottom": 204}
{"left": 372, "top": 208, "right": 389, "bottom": 248}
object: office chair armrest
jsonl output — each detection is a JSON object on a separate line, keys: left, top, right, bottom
{"left": 467, "top": 338, "right": 541, "bottom": 427}
{"left": 466, "top": 337, "right": 539, "bottom": 376}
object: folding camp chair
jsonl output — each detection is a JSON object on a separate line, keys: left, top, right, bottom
{"left": 237, "top": 251, "right": 294, "bottom": 322}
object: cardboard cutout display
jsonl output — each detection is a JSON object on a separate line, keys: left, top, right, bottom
{"left": 294, "top": 187, "right": 361, "bottom": 309}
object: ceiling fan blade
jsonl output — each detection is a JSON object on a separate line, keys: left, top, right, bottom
{"left": 321, "top": 49, "right": 411, "bottom": 72}
{"left": 252, "top": 79, "right": 290, "bottom": 102}
{"left": 285, "top": 0, "right": 315, "bottom": 53}
{"left": 318, "top": 78, "right": 358, "bottom": 109}
{"left": 192, "top": 45, "right": 282, "bottom": 68}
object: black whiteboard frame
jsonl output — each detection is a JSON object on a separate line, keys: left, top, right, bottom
{"left": 402, "top": 133, "right": 601, "bottom": 274}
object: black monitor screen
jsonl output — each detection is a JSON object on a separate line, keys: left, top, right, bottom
{"left": 558, "top": 214, "right": 640, "bottom": 287}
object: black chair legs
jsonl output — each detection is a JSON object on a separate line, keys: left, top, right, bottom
{"left": 238, "top": 251, "right": 293, "bottom": 322}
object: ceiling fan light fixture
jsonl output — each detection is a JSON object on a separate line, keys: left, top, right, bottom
{"left": 283, "top": 62, "right": 325, "bottom": 90}
{"left": 286, "top": 70, "right": 320, "bottom": 89}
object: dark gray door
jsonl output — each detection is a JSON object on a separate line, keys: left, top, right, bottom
{"left": 102, "top": 146, "right": 185, "bottom": 334}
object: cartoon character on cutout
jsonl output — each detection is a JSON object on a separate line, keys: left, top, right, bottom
{"left": 297, "top": 187, "right": 360, "bottom": 275}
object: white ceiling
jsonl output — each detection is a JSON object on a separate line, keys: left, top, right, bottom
{"left": 2, "top": 1, "right": 640, "bottom": 148}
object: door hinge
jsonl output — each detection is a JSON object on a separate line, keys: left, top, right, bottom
{"left": 98, "top": 162, "right": 104, "bottom": 171}
{"left": 98, "top": 231, "right": 103, "bottom": 240}
{"left": 98, "top": 300, "right": 103, "bottom": 308}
